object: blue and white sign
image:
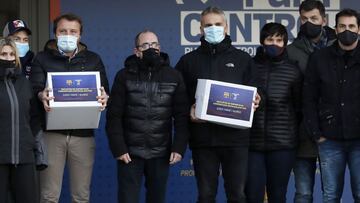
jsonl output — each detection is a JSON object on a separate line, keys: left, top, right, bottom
{"left": 57, "top": 0, "right": 359, "bottom": 202}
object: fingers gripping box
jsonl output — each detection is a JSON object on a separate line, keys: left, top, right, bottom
{"left": 46, "top": 72, "right": 102, "bottom": 130}
{"left": 195, "top": 79, "right": 257, "bottom": 129}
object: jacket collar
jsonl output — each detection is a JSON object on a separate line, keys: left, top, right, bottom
{"left": 43, "top": 39, "right": 87, "bottom": 58}
{"left": 292, "top": 26, "right": 336, "bottom": 54}
{"left": 330, "top": 40, "right": 360, "bottom": 67}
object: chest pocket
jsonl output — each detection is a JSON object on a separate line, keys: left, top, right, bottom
{"left": 157, "top": 82, "right": 177, "bottom": 106}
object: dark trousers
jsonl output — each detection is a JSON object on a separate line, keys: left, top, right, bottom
{"left": 192, "top": 147, "right": 248, "bottom": 203}
{"left": 117, "top": 157, "right": 169, "bottom": 203}
{"left": 245, "top": 150, "right": 296, "bottom": 203}
{"left": 0, "top": 164, "right": 38, "bottom": 203}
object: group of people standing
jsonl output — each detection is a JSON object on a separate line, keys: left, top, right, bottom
{"left": 1, "top": 0, "right": 360, "bottom": 203}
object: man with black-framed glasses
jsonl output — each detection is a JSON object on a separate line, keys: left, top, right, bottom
{"left": 106, "top": 30, "right": 189, "bottom": 203}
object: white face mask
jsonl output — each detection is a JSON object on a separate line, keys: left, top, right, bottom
{"left": 57, "top": 35, "right": 78, "bottom": 53}
{"left": 204, "top": 25, "right": 225, "bottom": 44}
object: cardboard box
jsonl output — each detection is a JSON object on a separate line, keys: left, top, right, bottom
{"left": 195, "top": 79, "right": 257, "bottom": 129}
{"left": 46, "top": 71, "right": 102, "bottom": 130}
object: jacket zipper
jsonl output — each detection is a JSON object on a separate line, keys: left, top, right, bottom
{"left": 264, "top": 64, "right": 271, "bottom": 150}
{"left": 145, "top": 71, "right": 152, "bottom": 148}
{"left": 4, "top": 77, "right": 20, "bottom": 165}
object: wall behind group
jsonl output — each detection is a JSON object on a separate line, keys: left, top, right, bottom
{"left": 55, "top": 0, "right": 360, "bottom": 202}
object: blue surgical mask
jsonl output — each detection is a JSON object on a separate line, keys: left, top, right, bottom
{"left": 15, "top": 42, "right": 30, "bottom": 57}
{"left": 204, "top": 25, "right": 225, "bottom": 44}
{"left": 57, "top": 35, "right": 78, "bottom": 53}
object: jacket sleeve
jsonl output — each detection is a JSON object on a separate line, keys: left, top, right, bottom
{"left": 105, "top": 70, "right": 128, "bottom": 158}
{"left": 95, "top": 56, "right": 110, "bottom": 93}
{"left": 245, "top": 56, "right": 265, "bottom": 110}
{"left": 28, "top": 81, "right": 48, "bottom": 170}
{"left": 302, "top": 52, "right": 322, "bottom": 141}
{"left": 175, "top": 56, "right": 195, "bottom": 105}
{"left": 171, "top": 71, "right": 190, "bottom": 156}
{"left": 30, "top": 54, "right": 46, "bottom": 95}
{"left": 29, "top": 83, "right": 42, "bottom": 136}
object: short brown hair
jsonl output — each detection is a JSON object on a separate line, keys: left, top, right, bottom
{"left": 53, "top": 13, "right": 83, "bottom": 35}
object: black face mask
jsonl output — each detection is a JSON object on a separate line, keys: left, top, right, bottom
{"left": 0, "top": 59, "right": 16, "bottom": 69}
{"left": 0, "top": 59, "right": 17, "bottom": 77}
{"left": 141, "top": 48, "right": 162, "bottom": 67}
{"left": 337, "top": 30, "right": 358, "bottom": 46}
{"left": 300, "top": 21, "right": 323, "bottom": 39}
{"left": 263, "top": 44, "right": 285, "bottom": 58}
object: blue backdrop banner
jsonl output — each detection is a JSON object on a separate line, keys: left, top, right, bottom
{"left": 57, "top": 0, "right": 360, "bottom": 202}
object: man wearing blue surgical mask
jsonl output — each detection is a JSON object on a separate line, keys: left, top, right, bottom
{"left": 3, "top": 19, "right": 34, "bottom": 79}
{"left": 30, "top": 13, "right": 109, "bottom": 203}
{"left": 176, "top": 6, "right": 260, "bottom": 203}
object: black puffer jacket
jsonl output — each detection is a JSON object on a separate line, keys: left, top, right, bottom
{"left": 175, "top": 35, "right": 256, "bottom": 148}
{"left": 0, "top": 61, "right": 41, "bottom": 164}
{"left": 106, "top": 53, "right": 189, "bottom": 159}
{"left": 30, "top": 40, "right": 109, "bottom": 136}
{"left": 250, "top": 47, "right": 302, "bottom": 151}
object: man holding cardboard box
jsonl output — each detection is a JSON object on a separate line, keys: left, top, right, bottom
{"left": 30, "top": 13, "right": 109, "bottom": 203}
{"left": 175, "top": 6, "right": 260, "bottom": 203}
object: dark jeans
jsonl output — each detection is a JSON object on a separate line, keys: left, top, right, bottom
{"left": 245, "top": 150, "right": 296, "bottom": 203}
{"left": 0, "top": 164, "right": 38, "bottom": 203}
{"left": 192, "top": 147, "right": 248, "bottom": 203}
{"left": 117, "top": 157, "right": 169, "bottom": 203}
{"left": 293, "top": 157, "right": 317, "bottom": 203}
{"left": 318, "top": 139, "right": 360, "bottom": 203}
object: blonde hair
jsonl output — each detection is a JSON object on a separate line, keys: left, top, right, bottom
{"left": 0, "top": 37, "right": 21, "bottom": 68}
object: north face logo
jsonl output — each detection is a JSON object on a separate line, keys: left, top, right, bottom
{"left": 225, "top": 63, "right": 235, "bottom": 68}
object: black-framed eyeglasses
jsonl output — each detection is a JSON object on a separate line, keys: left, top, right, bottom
{"left": 137, "top": 42, "right": 160, "bottom": 50}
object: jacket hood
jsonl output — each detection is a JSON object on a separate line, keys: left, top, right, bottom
{"left": 43, "top": 39, "right": 88, "bottom": 55}
{"left": 124, "top": 52, "right": 170, "bottom": 73}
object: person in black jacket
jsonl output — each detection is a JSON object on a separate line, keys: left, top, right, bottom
{"left": 0, "top": 38, "right": 42, "bottom": 203}
{"left": 175, "top": 6, "right": 260, "bottom": 203}
{"left": 245, "top": 23, "right": 302, "bottom": 203}
{"left": 29, "top": 14, "right": 109, "bottom": 203}
{"left": 106, "top": 30, "right": 189, "bottom": 203}
{"left": 3, "top": 19, "right": 34, "bottom": 79}
{"left": 286, "top": 1, "right": 336, "bottom": 202}
{"left": 303, "top": 9, "right": 360, "bottom": 202}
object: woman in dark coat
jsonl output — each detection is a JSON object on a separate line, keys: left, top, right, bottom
{"left": 245, "top": 23, "right": 303, "bottom": 203}
{"left": 0, "top": 37, "right": 44, "bottom": 203}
